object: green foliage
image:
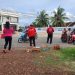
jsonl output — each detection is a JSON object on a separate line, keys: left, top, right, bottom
{"left": 61, "top": 47, "right": 75, "bottom": 61}
{"left": 32, "top": 10, "right": 50, "bottom": 27}
{"left": 34, "top": 47, "right": 75, "bottom": 68}
{"left": 18, "top": 26, "right": 24, "bottom": 32}
{"left": 50, "top": 6, "right": 69, "bottom": 27}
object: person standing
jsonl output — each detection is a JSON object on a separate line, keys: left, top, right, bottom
{"left": 62, "top": 28, "right": 67, "bottom": 35}
{"left": 3, "top": 21, "right": 14, "bottom": 53}
{"left": 62, "top": 28, "right": 67, "bottom": 42}
{"left": 47, "top": 25, "right": 54, "bottom": 44}
{"left": 67, "top": 28, "right": 71, "bottom": 42}
{"left": 27, "top": 24, "right": 36, "bottom": 46}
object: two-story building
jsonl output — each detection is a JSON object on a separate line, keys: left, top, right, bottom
{"left": 0, "top": 9, "right": 19, "bottom": 31}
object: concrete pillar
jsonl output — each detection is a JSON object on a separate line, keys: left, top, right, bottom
{"left": 0, "top": 16, "right": 3, "bottom": 31}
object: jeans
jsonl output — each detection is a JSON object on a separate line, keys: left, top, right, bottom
{"left": 47, "top": 34, "right": 53, "bottom": 44}
{"left": 29, "top": 36, "right": 36, "bottom": 46}
{"left": 4, "top": 36, "right": 12, "bottom": 50}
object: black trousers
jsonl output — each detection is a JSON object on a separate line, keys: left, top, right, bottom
{"left": 29, "top": 36, "right": 36, "bottom": 46}
{"left": 47, "top": 34, "right": 53, "bottom": 44}
{"left": 4, "top": 36, "right": 12, "bottom": 50}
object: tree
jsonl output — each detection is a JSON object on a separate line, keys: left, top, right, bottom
{"left": 33, "top": 10, "right": 50, "bottom": 27}
{"left": 32, "top": 21, "right": 37, "bottom": 27}
{"left": 50, "top": 6, "right": 69, "bottom": 27}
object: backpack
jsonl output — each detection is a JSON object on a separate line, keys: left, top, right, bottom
{"left": 48, "top": 28, "right": 53, "bottom": 34}
{"left": 28, "top": 28, "right": 36, "bottom": 37}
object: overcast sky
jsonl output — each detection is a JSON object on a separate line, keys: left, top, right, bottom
{"left": 0, "top": 0, "right": 75, "bottom": 26}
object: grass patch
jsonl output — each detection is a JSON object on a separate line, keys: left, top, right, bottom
{"left": 33, "top": 47, "right": 75, "bottom": 70}
{"left": 59, "top": 47, "right": 75, "bottom": 61}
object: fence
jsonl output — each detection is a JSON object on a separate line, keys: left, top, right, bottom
{"left": 36, "top": 27, "right": 75, "bottom": 33}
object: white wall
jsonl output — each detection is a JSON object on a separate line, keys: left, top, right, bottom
{"left": 36, "top": 27, "right": 75, "bottom": 33}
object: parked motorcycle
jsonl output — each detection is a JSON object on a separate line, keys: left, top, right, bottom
{"left": 61, "top": 33, "right": 67, "bottom": 43}
{"left": 18, "top": 32, "right": 38, "bottom": 43}
{"left": 18, "top": 32, "right": 29, "bottom": 43}
{"left": 72, "top": 35, "right": 75, "bottom": 44}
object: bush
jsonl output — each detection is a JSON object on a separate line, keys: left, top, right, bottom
{"left": 18, "top": 28, "right": 23, "bottom": 32}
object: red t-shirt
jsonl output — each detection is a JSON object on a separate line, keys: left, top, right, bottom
{"left": 3, "top": 27, "right": 14, "bottom": 37}
{"left": 28, "top": 27, "right": 36, "bottom": 37}
{"left": 47, "top": 27, "right": 54, "bottom": 34}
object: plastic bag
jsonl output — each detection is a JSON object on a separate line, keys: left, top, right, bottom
{"left": 1, "top": 34, "right": 5, "bottom": 39}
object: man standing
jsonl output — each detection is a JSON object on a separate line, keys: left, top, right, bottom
{"left": 27, "top": 24, "right": 36, "bottom": 46}
{"left": 47, "top": 25, "right": 54, "bottom": 44}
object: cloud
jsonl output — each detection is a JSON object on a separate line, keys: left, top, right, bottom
{"left": 66, "top": 12, "right": 74, "bottom": 18}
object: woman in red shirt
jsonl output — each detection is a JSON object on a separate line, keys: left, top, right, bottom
{"left": 3, "top": 21, "right": 14, "bottom": 53}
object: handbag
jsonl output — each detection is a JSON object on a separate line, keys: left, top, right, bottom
{"left": 1, "top": 34, "right": 5, "bottom": 39}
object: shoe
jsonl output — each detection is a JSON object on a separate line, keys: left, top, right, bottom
{"left": 8, "top": 49, "right": 11, "bottom": 51}
{"left": 3, "top": 50, "right": 6, "bottom": 53}
{"left": 47, "top": 42, "right": 48, "bottom": 43}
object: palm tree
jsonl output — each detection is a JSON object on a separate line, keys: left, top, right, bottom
{"left": 50, "top": 6, "right": 69, "bottom": 27}
{"left": 32, "top": 21, "right": 37, "bottom": 27}
{"left": 34, "top": 10, "right": 49, "bottom": 27}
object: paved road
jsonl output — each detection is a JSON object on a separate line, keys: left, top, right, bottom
{"left": 0, "top": 32, "right": 75, "bottom": 50}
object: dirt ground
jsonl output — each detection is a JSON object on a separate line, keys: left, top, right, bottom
{"left": 0, "top": 32, "right": 75, "bottom": 75}
{"left": 0, "top": 49, "right": 75, "bottom": 75}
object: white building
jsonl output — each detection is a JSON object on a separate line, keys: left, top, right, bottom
{"left": 0, "top": 9, "right": 19, "bottom": 31}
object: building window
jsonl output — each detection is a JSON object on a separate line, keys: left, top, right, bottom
{"left": 10, "top": 17, "right": 18, "bottom": 23}
{"left": 2, "top": 16, "right": 9, "bottom": 23}
{"left": 7, "top": 16, "right": 9, "bottom": 20}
